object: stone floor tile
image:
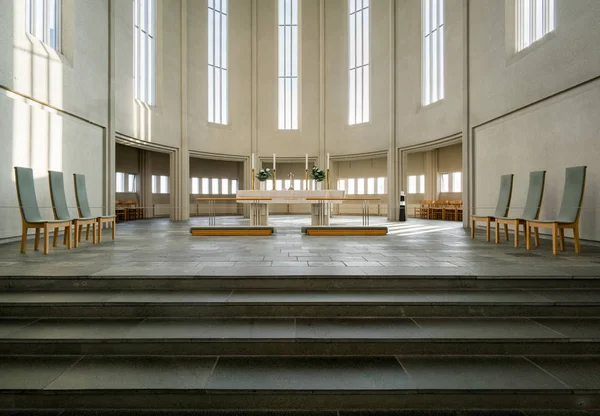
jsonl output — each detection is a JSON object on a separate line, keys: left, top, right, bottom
{"left": 106, "top": 290, "right": 232, "bottom": 303}
{"left": 206, "top": 357, "right": 412, "bottom": 390}
{"left": 528, "top": 356, "right": 600, "bottom": 389}
{"left": 0, "top": 290, "right": 118, "bottom": 303}
{"left": 0, "top": 318, "right": 37, "bottom": 337}
{"left": 418, "top": 290, "right": 551, "bottom": 303}
{"left": 228, "top": 290, "right": 426, "bottom": 303}
{"left": 6, "top": 318, "right": 144, "bottom": 339}
{"left": 296, "top": 318, "right": 430, "bottom": 339}
{"left": 412, "top": 318, "right": 565, "bottom": 339}
{"left": 399, "top": 356, "right": 568, "bottom": 390}
{"left": 531, "top": 318, "right": 600, "bottom": 338}
{"left": 46, "top": 356, "right": 217, "bottom": 390}
{"left": 0, "top": 355, "right": 81, "bottom": 389}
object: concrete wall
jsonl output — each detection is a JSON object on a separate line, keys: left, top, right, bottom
{"left": 0, "top": 0, "right": 108, "bottom": 240}
{"left": 470, "top": 0, "right": 600, "bottom": 239}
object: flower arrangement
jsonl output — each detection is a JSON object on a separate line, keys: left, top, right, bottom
{"left": 255, "top": 168, "right": 272, "bottom": 182}
{"left": 310, "top": 166, "right": 326, "bottom": 182}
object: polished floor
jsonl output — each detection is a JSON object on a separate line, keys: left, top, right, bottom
{"left": 1, "top": 216, "right": 599, "bottom": 277}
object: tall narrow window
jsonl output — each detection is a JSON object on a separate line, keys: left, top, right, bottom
{"left": 208, "top": 0, "right": 228, "bottom": 124}
{"left": 231, "top": 179, "right": 238, "bottom": 194}
{"left": 159, "top": 176, "right": 169, "bottom": 194}
{"left": 191, "top": 177, "right": 200, "bottom": 194}
{"left": 116, "top": 173, "right": 126, "bottom": 193}
{"left": 221, "top": 179, "right": 229, "bottom": 195}
{"left": 419, "top": 175, "right": 425, "bottom": 193}
{"left": 452, "top": 172, "right": 462, "bottom": 192}
{"left": 422, "top": 0, "right": 444, "bottom": 106}
{"left": 408, "top": 175, "right": 417, "bottom": 194}
{"left": 377, "top": 177, "right": 386, "bottom": 194}
{"left": 26, "top": 0, "right": 61, "bottom": 51}
{"left": 349, "top": 0, "right": 369, "bottom": 125}
{"left": 278, "top": 0, "right": 299, "bottom": 130}
{"left": 516, "top": 0, "right": 555, "bottom": 51}
{"left": 211, "top": 178, "right": 219, "bottom": 195}
{"left": 134, "top": 0, "right": 156, "bottom": 105}
{"left": 201, "top": 178, "right": 210, "bottom": 195}
{"left": 440, "top": 173, "right": 449, "bottom": 193}
{"left": 337, "top": 179, "right": 346, "bottom": 191}
{"left": 128, "top": 174, "right": 137, "bottom": 192}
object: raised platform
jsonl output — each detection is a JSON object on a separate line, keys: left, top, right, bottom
{"left": 190, "top": 226, "right": 274, "bottom": 236}
{"left": 301, "top": 226, "right": 388, "bottom": 236}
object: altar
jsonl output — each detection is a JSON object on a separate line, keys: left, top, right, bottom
{"left": 236, "top": 190, "right": 345, "bottom": 226}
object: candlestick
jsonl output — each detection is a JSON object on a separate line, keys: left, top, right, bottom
{"left": 326, "top": 153, "right": 330, "bottom": 170}
{"left": 273, "top": 153, "right": 276, "bottom": 171}
{"left": 251, "top": 168, "right": 255, "bottom": 190}
{"left": 305, "top": 169, "right": 309, "bottom": 190}
{"left": 305, "top": 153, "right": 308, "bottom": 170}
{"left": 251, "top": 153, "right": 255, "bottom": 170}
{"left": 272, "top": 169, "right": 276, "bottom": 186}
{"left": 326, "top": 168, "right": 330, "bottom": 190}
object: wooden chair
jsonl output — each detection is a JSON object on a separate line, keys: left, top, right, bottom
{"left": 526, "top": 166, "right": 587, "bottom": 255}
{"left": 14, "top": 167, "right": 72, "bottom": 255}
{"left": 115, "top": 200, "right": 127, "bottom": 222}
{"left": 429, "top": 200, "right": 447, "bottom": 220}
{"left": 49, "top": 170, "right": 97, "bottom": 248}
{"left": 414, "top": 200, "right": 429, "bottom": 218}
{"left": 74, "top": 173, "right": 117, "bottom": 244}
{"left": 495, "top": 171, "right": 546, "bottom": 248}
{"left": 471, "top": 174, "right": 514, "bottom": 242}
{"left": 122, "top": 199, "right": 143, "bottom": 220}
{"left": 444, "top": 200, "right": 463, "bottom": 221}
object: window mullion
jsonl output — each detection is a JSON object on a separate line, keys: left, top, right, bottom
{"left": 429, "top": 0, "right": 434, "bottom": 104}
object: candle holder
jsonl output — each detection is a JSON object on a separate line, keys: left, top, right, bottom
{"left": 326, "top": 169, "right": 330, "bottom": 190}
{"left": 251, "top": 168, "right": 255, "bottom": 190}
{"left": 272, "top": 169, "right": 276, "bottom": 187}
{"left": 305, "top": 169, "right": 309, "bottom": 190}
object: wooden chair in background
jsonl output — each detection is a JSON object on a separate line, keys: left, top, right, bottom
{"left": 49, "top": 170, "right": 97, "bottom": 248}
{"left": 526, "top": 166, "right": 587, "bottom": 255}
{"left": 14, "top": 167, "right": 72, "bottom": 254}
{"left": 495, "top": 170, "right": 546, "bottom": 248}
{"left": 74, "top": 174, "right": 116, "bottom": 243}
{"left": 471, "top": 174, "right": 514, "bottom": 242}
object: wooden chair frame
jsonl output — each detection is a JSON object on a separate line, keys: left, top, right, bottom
{"left": 471, "top": 174, "right": 514, "bottom": 242}
{"left": 525, "top": 167, "right": 587, "bottom": 255}
{"left": 15, "top": 167, "right": 72, "bottom": 255}
{"left": 74, "top": 173, "right": 116, "bottom": 243}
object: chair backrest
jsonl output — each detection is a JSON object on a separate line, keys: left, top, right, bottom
{"left": 48, "top": 171, "right": 72, "bottom": 221}
{"left": 494, "top": 174, "right": 514, "bottom": 218}
{"left": 556, "top": 166, "right": 587, "bottom": 223}
{"left": 73, "top": 173, "right": 93, "bottom": 218}
{"left": 521, "top": 170, "right": 546, "bottom": 220}
{"left": 14, "top": 166, "right": 43, "bottom": 223}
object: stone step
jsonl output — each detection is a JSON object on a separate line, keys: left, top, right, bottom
{"left": 2, "top": 276, "right": 600, "bottom": 291}
{"left": 1, "top": 289, "right": 599, "bottom": 318}
{"left": 0, "top": 355, "right": 598, "bottom": 410}
{"left": 0, "top": 317, "right": 599, "bottom": 356}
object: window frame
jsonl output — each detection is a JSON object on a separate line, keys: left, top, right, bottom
{"left": 348, "top": 0, "right": 370, "bottom": 125}
{"left": 208, "top": 0, "right": 228, "bottom": 125}
{"left": 278, "top": 0, "right": 300, "bottom": 130}
{"left": 516, "top": 0, "right": 555, "bottom": 52}
{"left": 26, "top": 0, "right": 61, "bottom": 52}
{"left": 421, "top": 0, "right": 444, "bottom": 107}
{"left": 134, "top": 0, "right": 157, "bottom": 106}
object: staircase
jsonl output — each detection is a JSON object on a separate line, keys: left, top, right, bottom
{"left": 0, "top": 274, "right": 599, "bottom": 412}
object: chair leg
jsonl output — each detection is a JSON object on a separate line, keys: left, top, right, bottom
{"left": 534, "top": 227, "right": 540, "bottom": 247}
{"left": 74, "top": 222, "right": 79, "bottom": 248}
{"left": 486, "top": 218, "right": 491, "bottom": 242}
{"left": 574, "top": 226, "right": 581, "bottom": 254}
{"left": 112, "top": 219, "right": 116, "bottom": 240}
{"left": 504, "top": 224, "right": 509, "bottom": 241}
{"left": 43, "top": 223, "right": 49, "bottom": 255}
{"left": 34, "top": 228, "right": 40, "bottom": 251}
{"left": 20, "top": 224, "right": 28, "bottom": 253}
{"left": 559, "top": 229, "right": 565, "bottom": 252}
{"left": 97, "top": 220, "right": 102, "bottom": 244}
{"left": 471, "top": 219, "right": 475, "bottom": 239}
{"left": 67, "top": 225, "right": 72, "bottom": 249}
{"left": 551, "top": 223, "right": 558, "bottom": 255}
{"left": 78, "top": 225, "right": 83, "bottom": 242}
{"left": 92, "top": 222, "right": 97, "bottom": 244}
{"left": 63, "top": 228, "right": 67, "bottom": 246}
{"left": 86, "top": 224, "right": 90, "bottom": 241}
{"left": 53, "top": 227, "right": 59, "bottom": 247}
{"left": 514, "top": 220, "right": 519, "bottom": 248}
{"left": 495, "top": 222, "right": 500, "bottom": 244}
{"left": 526, "top": 225, "right": 531, "bottom": 250}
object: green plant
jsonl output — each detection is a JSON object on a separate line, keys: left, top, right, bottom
{"left": 255, "top": 168, "right": 272, "bottom": 181}
{"left": 310, "top": 166, "right": 326, "bottom": 182}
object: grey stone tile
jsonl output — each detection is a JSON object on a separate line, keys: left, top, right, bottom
{"left": 196, "top": 261, "right": 236, "bottom": 267}
{"left": 399, "top": 356, "right": 568, "bottom": 390}
{"left": 296, "top": 318, "right": 430, "bottom": 339}
{"left": 527, "top": 290, "right": 600, "bottom": 303}
{"left": 343, "top": 261, "right": 383, "bottom": 267}
{"left": 127, "top": 318, "right": 295, "bottom": 339}
{"left": 6, "top": 318, "right": 144, "bottom": 339}
{"left": 528, "top": 357, "right": 600, "bottom": 389}
{"left": 229, "top": 290, "right": 427, "bottom": 303}
{"left": 418, "top": 290, "right": 551, "bottom": 303}
{"left": 46, "top": 356, "right": 217, "bottom": 390}
{"left": 107, "top": 290, "right": 232, "bottom": 303}
{"left": 0, "top": 290, "right": 117, "bottom": 303}
{"left": 412, "top": 318, "right": 565, "bottom": 339}
{"left": 532, "top": 318, "right": 600, "bottom": 338}
{"left": 271, "top": 261, "right": 310, "bottom": 267}
{"left": 0, "top": 318, "right": 37, "bottom": 336}
{"left": 0, "top": 355, "right": 80, "bottom": 389}
{"left": 206, "top": 357, "right": 412, "bottom": 390}
{"left": 308, "top": 261, "right": 347, "bottom": 267}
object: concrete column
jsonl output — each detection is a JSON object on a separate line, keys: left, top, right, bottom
{"left": 387, "top": 0, "right": 398, "bottom": 221}
{"left": 105, "top": 0, "right": 116, "bottom": 217}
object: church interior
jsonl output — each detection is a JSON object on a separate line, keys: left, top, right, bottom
{"left": 0, "top": 0, "right": 600, "bottom": 413}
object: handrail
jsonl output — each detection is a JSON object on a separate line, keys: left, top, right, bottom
{"left": 305, "top": 197, "right": 381, "bottom": 201}
{"left": 195, "top": 197, "right": 273, "bottom": 201}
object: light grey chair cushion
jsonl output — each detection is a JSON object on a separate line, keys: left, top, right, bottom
{"left": 14, "top": 167, "right": 43, "bottom": 223}
{"left": 74, "top": 173, "right": 93, "bottom": 218}
{"left": 493, "top": 174, "right": 514, "bottom": 218}
{"left": 557, "top": 166, "right": 587, "bottom": 223}
{"left": 48, "top": 171, "right": 73, "bottom": 221}
{"left": 521, "top": 170, "right": 546, "bottom": 220}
